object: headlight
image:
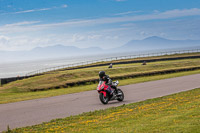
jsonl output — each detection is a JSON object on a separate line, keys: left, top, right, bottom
{"left": 100, "top": 86, "right": 104, "bottom": 90}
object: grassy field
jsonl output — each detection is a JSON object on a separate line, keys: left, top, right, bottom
{"left": 1, "top": 58, "right": 200, "bottom": 92}
{"left": 2, "top": 53, "right": 200, "bottom": 132}
{"left": 57, "top": 52, "right": 200, "bottom": 69}
{"left": 6, "top": 87, "right": 200, "bottom": 133}
{"left": 0, "top": 54, "right": 200, "bottom": 104}
{"left": 0, "top": 69, "right": 200, "bottom": 104}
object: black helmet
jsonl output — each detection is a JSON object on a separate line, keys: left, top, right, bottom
{"left": 99, "top": 71, "right": 105, "bottom": 78}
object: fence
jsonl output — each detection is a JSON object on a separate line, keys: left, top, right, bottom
{"left": 25, "top": 49, "right": 200, "bottom": 76}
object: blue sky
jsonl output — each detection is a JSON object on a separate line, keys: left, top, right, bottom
{"left": 0, "top": 0, "right": 200, "bottom": 51}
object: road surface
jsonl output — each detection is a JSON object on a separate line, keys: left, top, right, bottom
{"left": 0, "top": 74, "right": 200, "bottom": 132}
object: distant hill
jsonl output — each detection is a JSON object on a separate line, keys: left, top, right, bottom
{"left": 116, "top": 36, "right": 200, "bottom": 52}
{"left": 30, "top": 44, "right": 102, "bottom": 57}
{"left": 1, "top": 36, "right": 200, "bottom": 63}
{"left": 0, "top": 45, "right": 103, "bottom": 62}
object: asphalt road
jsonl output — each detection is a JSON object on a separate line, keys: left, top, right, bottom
{"left": 0, "top": 74, "right": 200, "bottom": 132}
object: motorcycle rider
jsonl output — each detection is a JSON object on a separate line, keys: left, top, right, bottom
{"left": 99, "top": 71, "right": 118, "bottom": 95}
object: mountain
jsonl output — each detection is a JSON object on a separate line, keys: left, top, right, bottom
{"left": 0, "top": 45, "right": 103, "bottom": 62}
{"left": 30, "top": 45, "right": 103, "bottom": 58}
{"left": 1, "top": 36, "right": 200, "bottom": 63}
{"left": 116, "top": 36, "right": 200, "bottom": 52}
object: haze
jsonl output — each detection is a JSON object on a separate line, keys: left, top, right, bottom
{"left": 0, "top": 0, "right": 200, "bottom": 59}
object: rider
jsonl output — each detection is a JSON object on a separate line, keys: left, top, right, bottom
{"left": 99, "top": 71, "right": 118, "bottom": 94}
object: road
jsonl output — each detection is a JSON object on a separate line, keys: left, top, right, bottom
{"left": 0, "top": 74, "right": 200, "bottom": 132}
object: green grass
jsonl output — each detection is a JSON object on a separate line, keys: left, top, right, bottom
{"left": 7, "top": 87, "right": 200, "bottom": 133}
{"left": 1, "top": 58, "right": 200, "bottom": 92}
{"left": 0, "top": 53, "right": 200, "bottom": 104}
{"left": 57, "top": 51, "right": 200, "bottom": 69}
{"left": 0, "top": 69, "right": 200, "bottom": 104}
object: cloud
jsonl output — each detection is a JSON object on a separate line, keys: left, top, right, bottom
{"left": 0, "top": 35, "right": 10, "bottom": 49}
{"left": 0, "top": 35, "right": 9, "bottom": 44}
{"left": 42, "top": 8, "right": 200, "bottom": 27}
{"left": 0, "top": 32, "right": 120, "bottom": 51}
{"left": 1, "top": 8, "right": 200, "bottom": 35}
{"left": 4, "top": 21, "right": 41, "bottom": 27}
{"left": 114, "top": 10, "right": 142, "bottom": 16}
{"left": 70, "top": 34, "right": 103, "bottom": 43}
{"left": 1, "top": 8, "right": 200, "bottom": 51}
{"left": 62, "top": 4, "right": 68, "bottom": 8}
{"left": 1, "top": 5, "right": 68, "bottom": 15}
{"left": 0, "top": 21, "right": 42, "bottom": 34}
{"left": 0, "top": 35, "right": 55, "bottom": 51}
{"left": 115, "top": 0, "right": 127, "bottom": 2}
{"left": 14, "top": 8, "right": 51, "bottom": 14}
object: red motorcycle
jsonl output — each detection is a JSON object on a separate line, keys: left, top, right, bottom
{"left": 97, "top": 80, "right": 124, "bottom": 104}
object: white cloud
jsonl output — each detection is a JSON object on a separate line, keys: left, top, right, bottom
{"left": 115, "top": 0, "right": 127, "bottom": 2}
{"left": 1, "top": 8, "right": 200, "bottom": 50}
{"left": 1, "top": 8, "right": 200, "bottom": 34}
{"left": 14, "top": 8, "right": 51, "bottom": 14}
{"left": 62, "top": 4, "right": 68, "bottom": 8}
{"left": 70, "top": 34, "right": 103, "bottom": 43}
{"left": 88, "top": 35, "right": 102, "bottom": 40}
{"left": 35, "top": 8, "right": 200, "bottom": 28}
{"left": 0, "top": 35, "right": 55, "bottom": 51}
{"left": 71, "top": 34, "right": 86, "bottom": 42}
{"left": 1, "top": 5, "right": 68, "bottom": 15}
{"left": 0, "top": 21, "right": 42, "bottom": 34}
{"left": 153, "top": 10, "right": 160, "bottom": 13}
{"left": 0, "top": 33, "right": 104, "bottom": 51}
{"left": 0, "top": 35, "right": 9, "bottom": 44}
{"left": 4, "top": 21, "right": 41, "bottom": 27}
{"left": 105, "top": 35, "right": 119, "bottom": 40}
{"left": 114, "top": 11, "right": 142, "bottom": 16}
{"left": 0, "top": 35, "right": 10, "bottom": 50}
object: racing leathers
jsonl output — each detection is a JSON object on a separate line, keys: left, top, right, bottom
{"left": 99, "top": 75, "right": 118, "bottom": 95}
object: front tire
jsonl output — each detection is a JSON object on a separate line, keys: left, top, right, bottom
{"left": 117, "top": 89, "right": 124, "bottom": 101}
{"left": 99, "top": 93, "right": 109, "bottom": 104}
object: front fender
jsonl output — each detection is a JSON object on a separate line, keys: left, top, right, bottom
{"left": 100, "top": 91, "right": 107, "bottom": 97}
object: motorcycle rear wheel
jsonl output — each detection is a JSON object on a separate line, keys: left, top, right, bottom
{"left": 117, "top": 89, "right": 124, "bottom": 101}
{"left": 99, "top": 93, "right": 109, "bottom": 104}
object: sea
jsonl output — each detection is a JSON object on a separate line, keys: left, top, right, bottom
{"left": 0, "top": 48, "right": 198, "bottom": 78}
{"left": 0, "top": 52, "right": 135, "bottom": 78}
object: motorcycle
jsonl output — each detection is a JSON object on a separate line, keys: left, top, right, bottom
{"left": 97, "top": 80, "right": 124, "bottom": 104}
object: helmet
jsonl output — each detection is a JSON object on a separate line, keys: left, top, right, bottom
{"left": 99, "top": 71, "right": 105, "bottom": 78}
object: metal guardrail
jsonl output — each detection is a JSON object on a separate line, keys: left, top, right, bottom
{"left": 26, "top": 49, "right": 200, "bottom": 76}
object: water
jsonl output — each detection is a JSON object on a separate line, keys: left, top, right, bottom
{"left": 0, "top": 48, "right": 198, "bottom": 78}
{"left": 0, "top": 51, "right": 142, "bottom": 78}
{"left": 0, "top": 53, "right": 121, "bottom": 78}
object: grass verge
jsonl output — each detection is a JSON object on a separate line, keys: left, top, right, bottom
{"left": 6, "top": 87, "right": 200, "bottom": 133}
{"left": 0, "top": 69, "right": 200, "bottom": 104}
{"left": 1, "top": 58, "right": 200, "bottom": 92}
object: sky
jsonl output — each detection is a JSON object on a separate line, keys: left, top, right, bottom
{"left": 0, "top": 0, "right": 200, "bottom": 51}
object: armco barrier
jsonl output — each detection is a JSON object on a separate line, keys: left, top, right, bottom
{"left": 1, "top": 49, "right": 200, "bottom": 86}
{"left": 61, "top": 55, "right": 200, "bottom": 71}
{"left": 0, "top": 76, "right": 34, "bottom": 86}
{"left": 26, "top": 49, "right": 200, "bottom": 76}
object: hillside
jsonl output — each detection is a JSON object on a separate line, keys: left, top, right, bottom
{"left": 0, "top": 45, "right": 102, "bottom": 62}
{"left": 1, "top": 36, "right": 200, "bottom": 62}
{"left": 117, "top": 36, "right": 200, "bottom": 52}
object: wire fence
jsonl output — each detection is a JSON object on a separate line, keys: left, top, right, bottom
{"left": 26, "top": 49, "right": 200, "bottom": 76}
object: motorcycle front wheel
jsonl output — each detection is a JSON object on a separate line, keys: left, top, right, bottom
{"left": 99, "top": 93, "right": 109, "bottom": 104}
{"left": 117, "top": 89, "right": 124, "bottom": 101}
